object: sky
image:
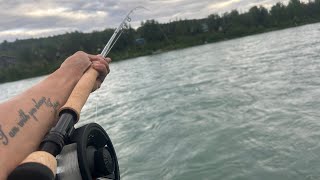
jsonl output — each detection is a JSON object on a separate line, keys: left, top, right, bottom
{"left": 0, "top": 0, "right": 302, "bottom": 42}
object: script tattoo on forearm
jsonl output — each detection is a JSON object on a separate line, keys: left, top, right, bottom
{"left": 1, "top": 97, "right": 60, "bottom": 146}
{"left": 28, "top": 97, "right": 59, "bottom": 121}
{"left": 0, "top": 125, "right": 8, "bottom": 145}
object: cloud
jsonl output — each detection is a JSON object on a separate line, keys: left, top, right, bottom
{"left": 209, "top": 0, "right": 242, "bottom": 10}
{"left": 0, "top": 0, "right": 291, "bottom": 42}
{"left": 25, "top": 8, "right": 107, "bottom": 20}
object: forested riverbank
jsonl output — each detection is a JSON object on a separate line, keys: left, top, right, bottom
{"left": 1, "top": 0, "right": 320, "bottom": 83}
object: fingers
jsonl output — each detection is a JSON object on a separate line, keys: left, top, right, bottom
{"left": 88, "top": 54, "right": 111, "bottom": 63}
{"left": 92, "top": 61, "right": 108, "bottom": 82}
{"left": 60, "top": 51, "right": 92, "bottom": 75}
{"left": 97, "top": 54, "right": 112, "bottom": 63}
{"left": 92, "top": 58, "right": 110, "bottom": 74}
{"left": 87, "top": 54, "right": 112, "bottom": 91}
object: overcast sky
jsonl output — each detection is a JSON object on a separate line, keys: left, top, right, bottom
{"left": 0, "top": 0, "right": 302, "bottom": 42}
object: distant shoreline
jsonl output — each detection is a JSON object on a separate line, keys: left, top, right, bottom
{"left": 1, "top": 0, "right": 320, "bottom": 83}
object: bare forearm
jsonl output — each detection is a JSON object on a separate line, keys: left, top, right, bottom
{"left": 0, "top": 67, "right": 82, "bottom": 178}
{"left": 0, "top": 51, "right": 110, "bottom": 179}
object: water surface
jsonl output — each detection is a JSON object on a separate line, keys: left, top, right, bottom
{"left": 1, "top": 23, "right": 320, "bottom": 180}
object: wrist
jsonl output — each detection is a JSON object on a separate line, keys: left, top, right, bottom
{"left": 57, "top": 66, "right": 83, "bottom": 83}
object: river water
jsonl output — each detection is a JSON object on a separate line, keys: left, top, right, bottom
{"left": 1, "top": 23, "right": 320, "bottom": 180}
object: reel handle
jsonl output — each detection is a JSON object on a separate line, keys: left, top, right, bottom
{"left": 8, "top": 67, "right": 99, "bottom": 180}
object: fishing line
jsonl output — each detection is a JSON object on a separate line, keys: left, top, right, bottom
{"left": 95, "top": 93, "right": 99, "bottom": 122}
{"left": 56, "top": 143, "right": 83, "bottom": 179}
{"left": 94, "top": 6, "right": 148, "bottom": 122}
{"left": 92, "top": 6, "right": 174, "bottom": 121}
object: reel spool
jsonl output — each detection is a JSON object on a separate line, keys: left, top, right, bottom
{"left": 56, "top": 123, "right": 120, "bottom": 180}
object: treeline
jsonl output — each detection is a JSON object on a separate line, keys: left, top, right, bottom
{"left": 1, "top": 0, "right": 320, "bottom": 83}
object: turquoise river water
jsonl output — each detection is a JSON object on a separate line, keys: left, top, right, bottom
{"left": 1, "top": 23, "right": 320, "bottom": 180}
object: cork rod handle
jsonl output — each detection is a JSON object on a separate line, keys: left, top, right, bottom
{"left": 8, "top": 152, "right": 57, "bottom": 180}
{"left": 59, "top": 67, "right": 99, "bottom": 122}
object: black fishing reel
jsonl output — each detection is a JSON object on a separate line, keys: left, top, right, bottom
{"left": 56, "top": 123, "right": 120, "bottom": 180}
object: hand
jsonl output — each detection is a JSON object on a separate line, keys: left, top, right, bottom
{"left": 60, "top": 51, "right": 111, "bottom": 91}
{"left": 60, "top": 51, "right": 92, "bottom": 74}
{"left": 89, "top": 54, "right": 111, "bottom": 91}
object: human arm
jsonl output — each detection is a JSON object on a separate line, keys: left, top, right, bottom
{"left": 0, "top": 51, "right": 110, "bottom": 179}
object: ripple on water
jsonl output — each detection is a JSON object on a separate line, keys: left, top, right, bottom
{"left": 1, "top": 23, "right": 320, "bottom": 180}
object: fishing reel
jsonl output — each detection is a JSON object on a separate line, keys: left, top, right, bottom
{"left": 56, "top": 123, "right": 120, "bottom": 180}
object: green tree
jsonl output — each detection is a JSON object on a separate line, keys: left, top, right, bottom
{"left": 138, "top": 20, "right": 165, "bottom": 42}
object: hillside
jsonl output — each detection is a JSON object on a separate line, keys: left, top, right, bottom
{"left": 1, "top": 0, "right": 320, "bottom": 83}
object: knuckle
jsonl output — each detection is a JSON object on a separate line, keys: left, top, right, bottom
{"left": 75, "top": 51, "right": 86, "bottom": 57}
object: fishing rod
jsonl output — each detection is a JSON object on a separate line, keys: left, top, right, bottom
{"left": 8, "top": 7, "right": 145, "bottom": 180}
{"left": 101, "top": 6, "right": 147, "bottom": 57}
